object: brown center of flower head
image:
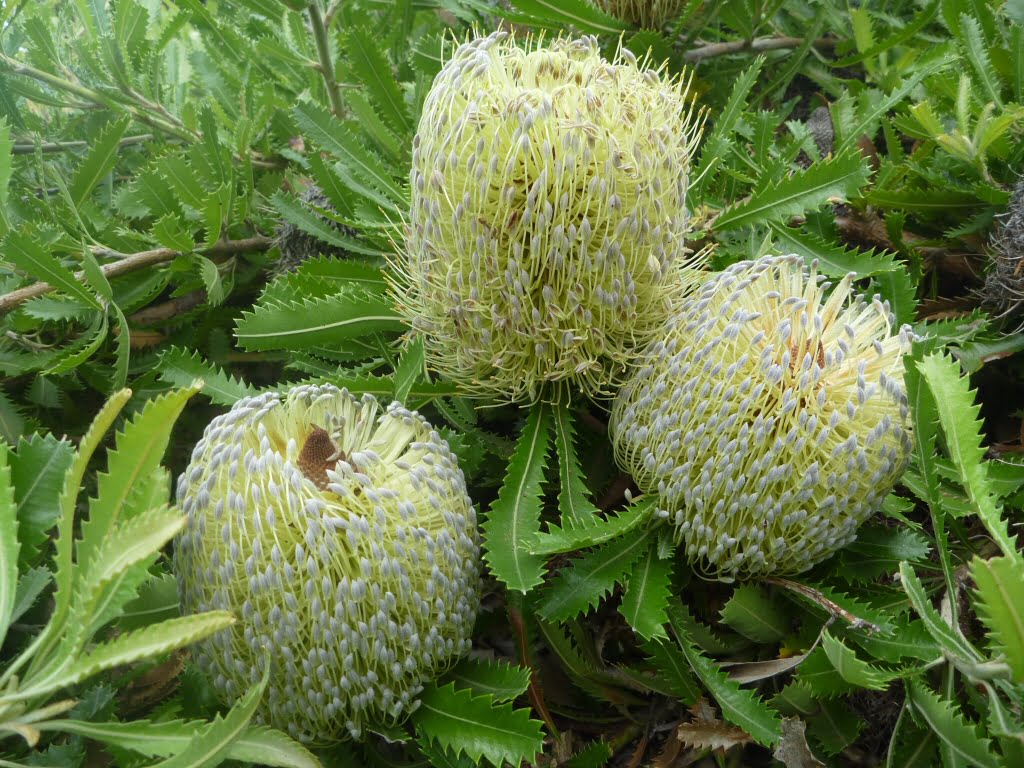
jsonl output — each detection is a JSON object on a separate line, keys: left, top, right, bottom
{"left": 297, "top": 424, "right": 342, "bottom": 490}
{"left": 789, "top": 340, "right": 827, "bottom": 373}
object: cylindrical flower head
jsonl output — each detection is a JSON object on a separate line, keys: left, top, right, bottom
{"left": 395, "top": 31, "right": 702, "bottom": 402}
{"left": 593, "top": 0, "right": 685, "bottom": 28}
{"left": 610, "top": 255, "right": 914, "bottom": 578}
{"left": 174, "top": 385, "right": 480, "bottom": 743}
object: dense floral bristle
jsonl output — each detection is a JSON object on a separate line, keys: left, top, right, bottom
{"left": 593, "top": 0, "right": 686, "bottom": 28}
{"left": 610, "top": 255, "right": 914, "bottom": 578}
{"left": 174, "top": 385, "right": 480, "bottom": 743}
{"left": 394, "top": 31, "right": 704, "bottom": 403}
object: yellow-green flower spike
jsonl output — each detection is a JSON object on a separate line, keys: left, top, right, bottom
{"left": 610, "top": 255, "right": 914, "bottom": 578}
{"left": 395, "top": 31, "right": 703, "bottom": 403}
{"left": 174, "top": 385, "right": 481, "bottom": 743}
{"left": 593, "top": 0, "right": 686, "bottom": 28}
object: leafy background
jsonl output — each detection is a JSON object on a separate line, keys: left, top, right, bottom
{"left": 1, "top": 0, "right": 1023, "bottom": 766}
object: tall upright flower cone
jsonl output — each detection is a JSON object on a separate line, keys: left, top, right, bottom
{"left": 593, "top": 0, "right": 686, "bottom": 28}
{"left": 610, "top": 255, "right": 914, "bottom": 578}
{"left": 174, "top": 385, "right": 480, "bottom": 742}
{"left": 395, "top": 31, "right": 703, "bottom": 403}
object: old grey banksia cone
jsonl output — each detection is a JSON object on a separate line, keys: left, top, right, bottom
{"left": 174, "top": 384, "right": 480, "bottom": 742}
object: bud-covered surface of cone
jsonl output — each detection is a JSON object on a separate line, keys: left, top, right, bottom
{"left": 174, "top": 385, "right": 481, "bottom": 743}
{"left": 396, "top": 31, "right": 702, "bottom": 403}
{"left": 610, "top": 255, "right": 914, "bottom": 578}
{"left": 593, "top": 0, "right": 686, "bottom": 28}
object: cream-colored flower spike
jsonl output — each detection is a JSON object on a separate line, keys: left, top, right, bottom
{"left": 610, "top": 255, "right": 914, "bottom": 578}
{"left": 174, "top": 384, "right": 480, "bottom": 743}
{"left": 593, "top": 0, "right": 686, "bottom": 28}
{"left": 394, "top": 31, "right": 703, "bottom": 403}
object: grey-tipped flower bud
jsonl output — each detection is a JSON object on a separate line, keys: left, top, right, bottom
{"left": 394, "top": 31, "right": 703, "bottom": 403}
{"left": 593, "top": 0, "right": 685, "bottom": 28}
{"left": 174, "top": 385, "right": 481, "bottom": 742}
{"left": 610, "top": 255, "right": 914, "bottom": 578}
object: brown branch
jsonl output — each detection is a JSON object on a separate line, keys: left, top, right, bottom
{"left": 12, "top": 134, "right": 156, "bottom": 155}
{"left": 683, "top": 35, "right": 837, "bottom": 63}
{"left": 128, "top": 289, "right": 207, "bottom": 326}
{"left": 0, "top": 236, "right": 272, "bottom": 315}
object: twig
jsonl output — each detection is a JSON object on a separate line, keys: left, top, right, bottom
{"left": 12, "top": 134, "right": 156, "bottom": 155}
{"left": 763, "top": 576, "right": 883, "bottom": 633}
{"left": 0, "top": 236, "right": 272, "bottom": 315}
{"left": 128, "top": 290, "right": 208, "bottom": 326}
{"left": 308, "top": 3, "right": 344, "bottom": 117}
{"left": 683, "top": 35, "right": 837, "bottom": 63}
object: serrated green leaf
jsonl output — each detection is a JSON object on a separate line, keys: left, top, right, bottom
{"left": 693, "top": 57, "right": 763, "bottom": 193}
{"left": 562, "top": 741, "right": 612, "bottom": 768}
{"left": 235, "top": 292, "right": 404, "bottom": 352}
{"left": 0, "top": 444, "right": 17, "bottom": 647}
{"left": 293, "top": 101, "right": 403, "bottom": 204}
{"left": 70, "top": 116, "right": 130, "bottom": 206}
{"left": 899, "top": 562, "right": 985, "bottom": 669}
{"left": 619, "top": 541, "right": 671, "bottom": 640}
{"left": 152, "top": 213, "right": 196, "bottom": 252}
{"left": 412, "top": 681, "right": 544, "bottom": 768}
{"left": 639, "top": 638, "right": 701, "bottom": 702}
{"left": 118, "top": 572, "right": 179, "bottom": 631}
{"left": 48, "top": 720, "right": 320, "bottom": 768}
{"left": 0, "top": 389, "right": 25, "bottom": 444}
{"left": 9, "top": 433, "right": 73, "bottom": 568}
{"left": 77, "top": 384, "right": 199, "bottom": 578}
{"left": 4, "top": 229, "right": 101, "bottom": 309}
{"left": 820, "top": 631, "right": 899, "bottom": 690}
{"left": 444, "top": 658, "right": 531, "bottom": 702}
{"left": 157, "top": 347, "right": 256, "bottom": 406}
{"left": 531, "top": 497, "right": 653, "bottom": 556}
{"left": 261, "top": 257, "right": 387, "bottom": 305}
{"left": 194, "top": 254, "right": 224, "bottom": 306}
{"left": 806, "top": 698, "right": 861, "bottom": 757}
{"left": 905, "top": 680, "right": 1000, "bottom": 768}
{"left": 57, "top": 611, "right": 234, "bottom": 692}
{"left": 0, "top": 118, "right": 12, "bottom": 210}
{"left": 44, "top": 311, "right": 108, "bottom": 374}
{"left": 506, "top": 0, "right": 626, "bottom": 34}
{"left": 834, "top": 525, "right": 931, "bottom": 583}
{"left": 10, "top": 566, "right": 50, "bottom": 625}
{"left": 917, "top": 353, "right": 1014, "bottom": 558}
{"left": 538, "top": 527, "right": 650, "bottom": 621}
{"left": 720, "top": 585, "right": 791, "bottom": 643}
{"left": 667, "top": 600, "right": 782, "bottom": 746}
{"left": 345, "top": 27, "right": 410, "bottom": 135}
{"left": 270, "top": 192, "right": 385, "bottom": 258}
{"left": 970, "top": 555, "right": 1024, "bottom": 683}
{"left": 850, "top": 615, "right": 940, "bottom": 663}
{"left": 482, "top": 403, "right": 551, "bottom": 593}
{"left": 552, "top": 405, "right": 599, "bottom": 528}
{"left": 796, "top": 647, "right": 855, "bottom": 698}
{"left": 959, "top": 14, "right": 1002, "bottom": 107}
{"left": 768, "top": 222, "right": 898, "bottom": 277}
{"left": 714, "top": 149, "right": 871, "bottom": 231}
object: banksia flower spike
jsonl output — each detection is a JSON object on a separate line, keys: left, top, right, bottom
{"left": 610, "top": 255, "right": 914, "bottom": 578}
{"left": 174, "top": 384, "right": 480, "bottom": 743}
{"left": 395, "top": 31, "right": 703, "bottom": 403}
{"left": 593, "top": 0, "right": 686, "bottom": 28}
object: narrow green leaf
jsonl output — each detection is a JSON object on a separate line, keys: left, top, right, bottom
{"left": 44, "top": 311, "right": 108, "bottom": 374}
{"left": 667, "top": 600, "right": 783, "bottom": 746}
{"left": 693, "top": 57, "right": 764, "bottom": 191}
{"left": 904, "top": 680, "right": 1000, "bottom": 768}
{"left": 538, "top": 528, "right": 650, "bottom": 621}
{"left": 553, "top": 405, "right": 599, "bottom": 528}
{"left": 10, "top": 566, "right": 49, "bottom": 625}
{"left": 959, "top": 14, "right": 1002, "bottom": 107}
{"left": 235, "top": 292, "right": 404, "bottom": 352}
{"left": 270, "top": 191, "right": 384, "bottom": 257}
{"left": 48, "top": 720, "right": 320, "bottom": 768}
{"left": 0, "top": 118, "right": 12, "bottom": 208}
{"left": 506, "top": 0, "right": 626, "bottom": 34}
{"left": 345, "top": 27, "right": 410, "bottom": 134}
{"left": 917, "top": 353, "right": 1015, "bottom": 558}
{"left": 152, "top": 213, "right": 196, "bottom": 252}
{"left": 768, "top": 223, "right": 898, "bottom": 277}
{"left": 444, "top": 658, "right": 531, "bottom": 702}
{"left": 393, "top": 337, "right": 425, "bottom": 404}
{"left": 720, "top": 585, "right": 791, "bottom": 643}
{"left": 70, "top": 116, "right": 130, "bottom": 206}
{"left": 899, "top": 563, "right": 984, "bottom": 667}
{"left": 157, "top": 348, "right": 256, "bottom": 406}
{"left": 60, "top": 611, "right": 235, "bottom": 690}
{"left": 10, "top": 433, "right": 74, "bottom": 567}
{"left": 640, "top": 638, "right": 701, "bottom": 703}
{"left": 4, "top": 230, "right": 101, "bottom": 309}
{"left": 412, "top": 681, "right": 544, "bottom": 768}
{"left": 151, "top": 664, "right": 268, "bottom": 768}
{"left": 0, "top": 389, "right": 25, "bottom": 444}
{"left": 714, "top": 149, "right": 871, "bottom": 231}
{"left": 970, "top": 555, "right": 1024, "bottom": 683}
{"left": 482, "top": 403, "right": 552, "bottom": 593}
{"left": 194, "top": 255, "right": 225, "bottom": 306}
{"left": 619, "top": 541, "right": 671, "bottom": 639}
{"left": 0, "top": 444, "right": 18, "bottom": 647}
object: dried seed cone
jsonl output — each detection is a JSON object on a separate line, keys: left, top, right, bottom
{"left": 174, "top": 385, "right": 480, "bottom": 743}
{"left": 610, "top": 255, "right": 914, "bottom": 578}
{"left": 395, "top": 31, "right": 702, "bottom": 403}
{"left": 593, "top": 0, "right": 686, "bottom": 28}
